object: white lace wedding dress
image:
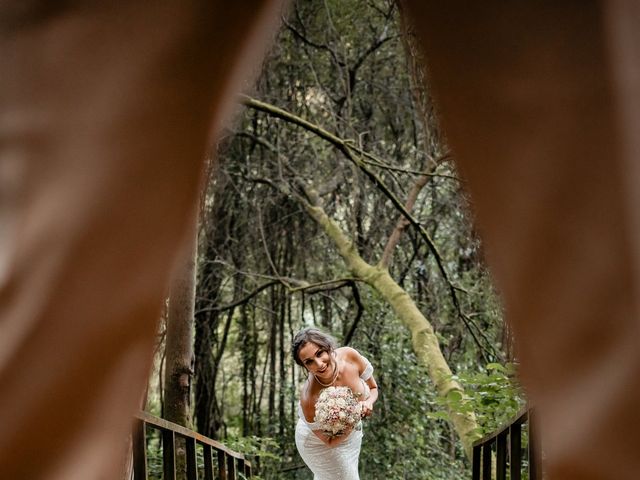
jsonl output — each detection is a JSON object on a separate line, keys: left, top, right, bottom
{"left": 295, "top": 360, "right": 373, "bottom": 480}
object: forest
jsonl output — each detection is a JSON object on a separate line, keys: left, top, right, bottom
{"left": 146, "top": 1, "right": 525, "bottom": 478}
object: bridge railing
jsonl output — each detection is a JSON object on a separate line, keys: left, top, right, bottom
{"left": 471, "top": 406, "right": 541, "bottom": 480}
{"left": 132, "top": 411, "right": 252, "bottom": 479}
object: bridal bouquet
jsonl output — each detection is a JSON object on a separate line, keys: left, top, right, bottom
{"left": 314, "top": 386, "right": 362, "bottom": 438}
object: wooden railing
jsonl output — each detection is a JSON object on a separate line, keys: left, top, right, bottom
{"left": 132, "top": 411, "right": 252, "bottom": 479}
{"left": 472, "top": 407, "right": 541, "bottom": 480}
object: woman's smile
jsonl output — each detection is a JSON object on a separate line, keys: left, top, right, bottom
{"left": 299, "top": 342, "right": 334, "bottom": 375}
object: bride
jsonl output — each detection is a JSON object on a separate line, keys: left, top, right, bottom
{"left": 292, "top": 328, "right": 379, "bottom": 480}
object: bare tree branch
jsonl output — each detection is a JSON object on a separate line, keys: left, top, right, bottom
{"left": 282, "top": 17, "right": 345, "bottom": 68}
{"left": 257, "top": 207, "right": 292, "bottom": 289}
{"left": 196, "top": 269, "right": 363, "bottom": 315}
{"left": 240, "top": 95, "right": 498, "bottom": 360}
{"left": 381, "top": 172, "right": 429, "bottom": 267}
{"left": 343, "top": 281, "right": 364, "bottom": 345}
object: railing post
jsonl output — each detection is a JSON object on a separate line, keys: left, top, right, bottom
{"left": 163, "top": 430, "right": 176, "bottom": 480}
{"left": 496, "top": 431, "right": 507, "bottom": 480}
{"left": 132, "top": 419, "right": 147, "bottom": 480}
{"left": 472, "top": 445, "right": 481, "bottom": 480}
{"left": 217, "top": 449, "right": 227, "bottom": 480}
{"left": 482, "top": 441, "right": 492, "bottom": 480}
{"left": 510, "top": 421, "right": 522, "bottom": 480}
{"left": 203, "top": 444, "right": 214, "bottom": 480}
{"left": 227, "top": 454, "right": 237, "bottom": 479}
{"left": 185, "top": 437, "right": 198, "bottom": 480}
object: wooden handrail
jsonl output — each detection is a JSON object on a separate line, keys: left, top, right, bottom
{"left": 471, "top": 406, "right": 541, "bottom": 480}
{"left": 472, "top": 406, "right": 529, "bottom": 447}
{"left": 132, "top": 411, "right": 252, "bottom": 479}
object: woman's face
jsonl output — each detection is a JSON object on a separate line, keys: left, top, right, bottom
{"left": 298, "top": 341, "right": 332, "bottom": 375}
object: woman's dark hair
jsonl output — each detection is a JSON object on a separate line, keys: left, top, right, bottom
{"left": 291, "top": 328, "right": 338, "bottom": 366}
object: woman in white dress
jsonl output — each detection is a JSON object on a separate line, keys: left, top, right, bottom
{"left": 292, "top": 328, "right": 379, "bottom": 480}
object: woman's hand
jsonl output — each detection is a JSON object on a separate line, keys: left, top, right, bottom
{"left": 317, "top": 424, "right": 354, "bottom": 448}
{"left": 359, "top": 399, "right": 374, "bottom": 418}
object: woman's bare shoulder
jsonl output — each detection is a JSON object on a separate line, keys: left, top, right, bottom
{"left": 337, "top": 347, "right": 368, "bottom": 374}
{"left": 336, "top": 346, "right": 360, "bottom": 360}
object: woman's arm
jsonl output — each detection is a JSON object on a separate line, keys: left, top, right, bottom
{"left": 360, "top": 376, "right": 378, "bottom": 417}
{"left": 348, "top": 347, "right": 379, "bottom": 417}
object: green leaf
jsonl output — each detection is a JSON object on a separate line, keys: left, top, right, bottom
{"left": 486, "top": 363, "right": 507, "bottom": 372}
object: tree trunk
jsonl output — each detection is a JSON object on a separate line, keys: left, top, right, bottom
{"left": 163, "top": 229, "right": 198, "bottom": 429}
{"left": 194, "top": 172, "right": 231, "bottom": 439}
{"left": 241, "top": 304, "right": 250, "bottom": 436}
{"left": 304, "top": 191, "right": 481, "bottom": 459}
{"left": 278, "top": 288, "right": 287, "bottom": 441}
{"left": 267, "top": 287, "right": 277, "bottom": 431}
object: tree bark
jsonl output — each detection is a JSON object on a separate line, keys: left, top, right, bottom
{"left": 163, "top": 229, "right": 198, "bottom": 429}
